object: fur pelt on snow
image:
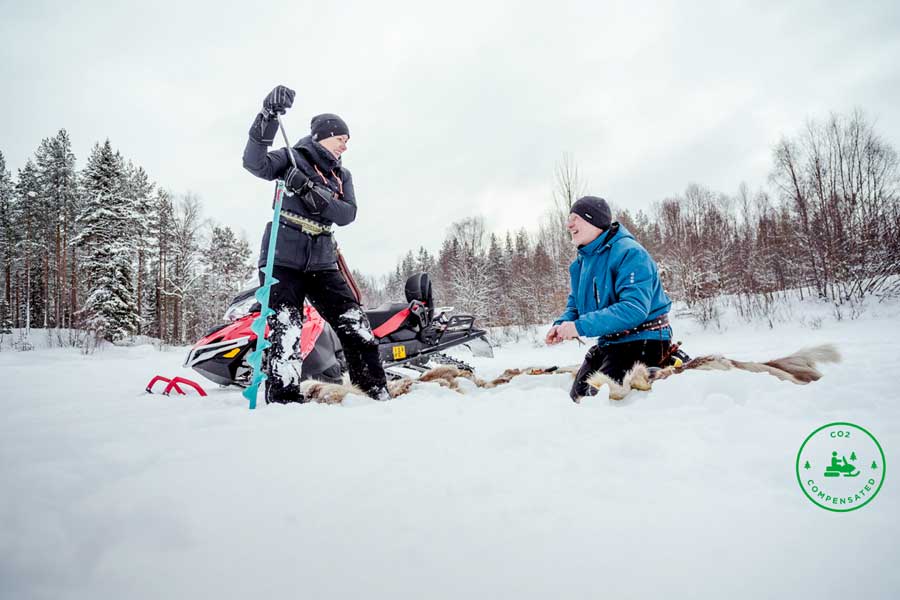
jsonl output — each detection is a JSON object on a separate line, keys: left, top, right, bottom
{"left": 299, "top": 366, "right": 562, "bottom": 403}
{"left": 298, "top": 344, "right": 840, "bottom": 404}
{"left": 586, "top": 343, "right": 841, "bottom": 400}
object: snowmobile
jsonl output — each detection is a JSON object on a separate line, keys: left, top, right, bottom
{"left": 824, "top": 453, "right": 860, "bottom": 478}
{"left": 184, "top": 272, "right": 493, "bottom": 387}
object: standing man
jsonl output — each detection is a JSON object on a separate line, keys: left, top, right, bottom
{"left": 243, "top": 85, "right": 388, "bottom": 403}
{"left": 546, "top": 196, "right": 673, "bottom": 401}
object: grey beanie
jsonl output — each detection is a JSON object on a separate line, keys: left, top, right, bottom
{"left": 570, "top": 196, "right": 612, "bottom": 229}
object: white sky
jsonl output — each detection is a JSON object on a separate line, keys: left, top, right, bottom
{"left": 2, "top": 0, "right": 899, "bottom": 275}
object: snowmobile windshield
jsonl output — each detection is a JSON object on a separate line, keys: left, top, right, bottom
{"left": 224, "top": 295, "right": 257, "bottom": 321}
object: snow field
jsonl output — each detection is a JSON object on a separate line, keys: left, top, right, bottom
{"left": 1, "top": 298, "right": 899, "bottom": 599}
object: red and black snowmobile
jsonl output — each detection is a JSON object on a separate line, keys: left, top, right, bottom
{"left": 184, "top": 273, "right": 493, "bottom": 387}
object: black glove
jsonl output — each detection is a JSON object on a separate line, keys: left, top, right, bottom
{"left": 301, "top": 184, "right": 335, "bottom": 215}
{"left": 262, "top": 85, "right": 295, "bottom": 119}
{"left": 283, "top": 166, "right": 311, "bottom": 194}
{"left": 250, "top": 112, "right": 279, "bottom": 144}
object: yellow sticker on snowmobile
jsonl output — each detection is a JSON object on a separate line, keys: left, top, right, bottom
{"left": 392, "top": 345, "right": 407, "bottom": 360}
{"left": 222, "top": 348, "right": 241, "bottom": 358}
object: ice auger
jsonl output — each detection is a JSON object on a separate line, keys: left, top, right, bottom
{"left": 242, "top": 114, "right": 295, "bottom": 409}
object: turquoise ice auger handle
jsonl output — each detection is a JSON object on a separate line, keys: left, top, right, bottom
{"left": 243, "top": 114, "right": 298, "bottom": 410}
{"left": 242, "top": 179, "right": 285, "bottom": 409}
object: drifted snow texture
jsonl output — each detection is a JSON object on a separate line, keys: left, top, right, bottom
{"left": 1, "top": 298, "right": 899, "bottom": 599}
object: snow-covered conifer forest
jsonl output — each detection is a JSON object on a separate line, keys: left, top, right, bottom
{"left": 3, "top": 111, "right": 897, "bottom": 348}
{"left": 0, "top": 133, "right": 254, "bottom": 346}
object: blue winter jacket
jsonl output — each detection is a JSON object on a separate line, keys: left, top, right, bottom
{"left": 554, "top": 223, "right": 672, "bottom": 345}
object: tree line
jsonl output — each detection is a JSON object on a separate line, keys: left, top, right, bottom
{"left": 360, "top": 111, "right": 900, "bottom": 327}
{"left": 3, "top": 110, "right": 896, "bottom": 347}
{"left": 0, "top": 131, "right": 253, "bottom": 345}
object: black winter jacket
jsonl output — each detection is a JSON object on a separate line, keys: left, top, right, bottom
{"left": 243, "top": 124, "right": 357, "bottom": 271}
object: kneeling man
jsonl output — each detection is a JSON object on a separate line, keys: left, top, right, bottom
{"left": 546, "top": 196, "right": 673, "bottom": 401}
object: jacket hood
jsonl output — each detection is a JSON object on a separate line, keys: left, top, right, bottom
{"left": 294, "top": 135, "right": 342, "bottom": 170}
{"left": 577, "top": 222, "right": 634, "bottom": 256}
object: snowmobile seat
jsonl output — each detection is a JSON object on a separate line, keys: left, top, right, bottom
{"left": 387, "top": 329, "right": 417, "bottom": 342}
{"left": 404, "top": 273, "right": 433, "bottom": 314}
{"left": 366, "top": 302, "right": 410, "bottom": 330}
{"left": 365, "top": 274, "right": 435, "bottom": 339}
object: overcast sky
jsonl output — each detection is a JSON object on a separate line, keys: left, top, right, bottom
{"left": 2, "top": 0, "right": 899, "bottom": 275}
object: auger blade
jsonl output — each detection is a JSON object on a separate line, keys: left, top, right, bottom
{"left": 243, "top": 179, "right": 286, "bottom": 409}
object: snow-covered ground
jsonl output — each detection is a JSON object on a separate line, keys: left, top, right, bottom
{"left": 2, "top": 297, "right": 899, "bottom": 599}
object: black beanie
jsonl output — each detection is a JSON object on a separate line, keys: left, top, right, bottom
{"left": 570, "top": 196, "right": 612, "bottom": 229}
{"left": 310, "top": 113, "right": 350, "bottom": 142}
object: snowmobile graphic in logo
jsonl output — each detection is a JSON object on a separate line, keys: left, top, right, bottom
{"left": 184, "top": 272, "right": 493, "bottom": 387}
{"left": 824, "top": 451, "right": 860, "bottom": 478}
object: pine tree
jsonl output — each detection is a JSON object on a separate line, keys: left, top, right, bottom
{"left": 509, "top": 229, "right": 534, "bottom": 325}
{"left": 0, "top": 296, "right": 11, "bottom": 334}
{"left": 485, "top": 233, "right": 507, "bottom": 325}
{"left": 35, "top": 130, "right": 78, "bottom": 328}
{"left": 14, "top": 160, "right": 42, "bottom": 333}
{"left": 168, "top": 193, "right": 203, "bottom": 343}
{"left": 124, "top": 162, "right": 155, "bottom": 333}
{"left": 435, "top": 237, "right": 459, "bottom": 307}
{"left": 75, "top": 140, "right": 139, "bottom": 342}
{"left": 0, "top": 152, "right": 17, "bottom": 324}
{"left": 399, "top": 250, "right": 417, "bottom": 281}
{"left": 148, "top": 188, "right": 175, "bottom": 340}
{"left": 530, "top": 240, "right": 554, "bottom": 321}
{"left": 415, "top": 246, "right": 435, "bottom": 274}
{"left": 384, "top": 264, "right": 404, "bottom": 302}
{"left": 199, "top": 225, "right": 252, "bottom": 328}
{"left": 443, "top": 218, "right": 492, "bottom": 322}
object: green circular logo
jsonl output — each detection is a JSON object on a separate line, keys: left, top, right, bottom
{"left": 796, "top": 422, "right": 885, "bottom": 512}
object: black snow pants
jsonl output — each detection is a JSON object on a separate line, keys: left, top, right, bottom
{"left": 261, "top": 265, "right": 387, "bottom": 403}
{"left": 570, "top": 339, "right": 670, "bottom": 401}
